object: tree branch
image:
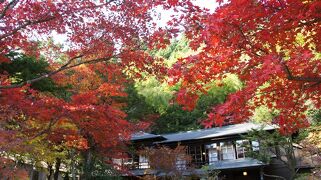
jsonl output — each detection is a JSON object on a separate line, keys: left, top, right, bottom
{"left": 0, "top": 55, "right": 114, "bottom": 89}
{"left": 279, "top": 57, "right": 321, "bottom": 83}
{"left": 31, "top": 115, "right": 63, "bottom": 139}
{"left": 76, "top": 0, "right": 117, "bottom": 10}
{"left": 0, "top": 16, "right": 56, "bottom": 40}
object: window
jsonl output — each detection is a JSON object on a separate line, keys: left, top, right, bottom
{"left": 236, "top": 140, "right": 249, "bottom": 159}
{"left": 220, "top": 141, "right": 235, "bottom": 160}
{"left": 252, "top": 141, "right": 260, "bottom": 151}
{"left": 139, "top": 155, "right": 149, "bottom": 169}
{"left": 176, "top": 154, "right": 187, "bottom": 170}
{"left": 188, "top": 145, "right": 205, "bottom": 167}
{"left": 205, "top": 143, "right": 218, "bottom": 164}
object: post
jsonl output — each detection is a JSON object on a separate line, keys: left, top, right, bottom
{"left": 260, "top": 167, "right": 264, "bottom": 180}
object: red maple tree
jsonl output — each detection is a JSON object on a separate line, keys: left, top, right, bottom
{"left": 170, "top": 0, "right": 321, "bottom": 134}
{"left": 0, "top": 0, "right": 198, "bottom": 178}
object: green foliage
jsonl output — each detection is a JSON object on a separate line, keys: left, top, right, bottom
{"left": 0, "top": 52, "right": 71, "bottom": 99}
{"left": 79, "top": 150, "right": 121, "bottom": 179}
{"left": 125, "top": 38, "right": 192, "bottom": 116}
{"left": 200, "top": 165, "right": 220, "bottom": 180}
{"left": 151, "top": 74, "right": 242, "bottom": 134}
{"left": 135, "top": 77, "right": 173, "bottom": 114}
{"left": 252, "top": 106, "right": 276, "bottom": 123}
{"left": 123, "top": 83, "right": 156, "bottom": 122}
{"left": 151, "top": 104, "right": 202, "bottom": 134}
{"left": 243, "top": 129, "right": 281, "bottom": 163}
{"left": 132, "top": 37, "right": 244, "bottom": 134}
{"left": 243, "top": 127, "right": 296, "bottom": 177}
{"left": 150, "top": 36, "right": 193, "bottom": 67}
{"left": 90, "top": 158, "right": 122, "bottom": 179}
{"left": 197, "top": 74, "right": 242, "bottom": 110}
{"left": 308, "top": 109, "right": 321, "bottom": 125}
{"left": 134, "top": 35, "right": 244, "bottom": 134}
{"left": 294, "top": 109, "right": 321, "bottom": 142}
{"left": 5, "top": 135, "right": 71, "bottom": 174}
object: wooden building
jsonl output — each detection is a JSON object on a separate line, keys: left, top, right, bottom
{"left": 119, "top": 123, "right": 315, "bottom": 180}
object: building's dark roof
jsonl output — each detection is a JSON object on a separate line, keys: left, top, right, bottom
{"left": 131, "top": 123, "right": 276, "bottom": 143}
{"left": 131, "top": 132, "right": 163, "bottom": 141}
{"left": 158, "top": 123, "right": 276, "bottom": 143}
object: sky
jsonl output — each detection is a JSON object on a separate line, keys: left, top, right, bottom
{"left": 156, "top": 0, "right": 218, "bottom": 28}
{"left": 193, "top": 0, "right": 218, "bottom": 11}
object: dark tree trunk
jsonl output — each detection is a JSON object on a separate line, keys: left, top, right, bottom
{"left": 54, "top": 158, "right": 61, "bottom": 180}
{"left": 83, "top": 149, "right": 94, "bottom": 180}
{"left": 31, "top": 170, "right": 39, "bottom": 180}
{"left": 81, "top": 136, "right": 95, "bottom": 180}
{"left": 286, "top": 136, "right": 296, "bottom": 180}
{"left": 47, "top": 164, "right": 54, "bottom": 180}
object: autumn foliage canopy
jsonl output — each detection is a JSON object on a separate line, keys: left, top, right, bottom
{"left": 0, "top": 0, "right": 193, "bottom": 177}
{"left": 0, "top": 0, "right": 321, "bottom": 177}
{"left": 170, "top": 0, "right": 321, "bottom": 135}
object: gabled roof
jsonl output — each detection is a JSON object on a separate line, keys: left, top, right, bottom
{"left": 131, "top": 123, "right": 277, "bottom": 143}
{"left": 158, "top": 123, "right": 276, "bottom": 143}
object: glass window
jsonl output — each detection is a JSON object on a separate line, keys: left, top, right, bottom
{"left": 206, "top": 143, "right": 218, "bottom": 164}
{"left": 236, "top": 140, "right": 249, "bottom": 159}
{"left": 139, "top": 155, "right": 149, "bottom": 169}
{"left": 252, "top": 141, "right": 260, "bottom": 151}
{"left": 220, "top": 141, "right": 235, "bottom": 160}
{"left": 188, "top": 145, "right": 204, "bottom": 167}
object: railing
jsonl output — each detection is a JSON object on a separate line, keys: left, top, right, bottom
{"left": 123, "top": 160, "right": 197, "bottom": 170}
{"left": 126, "top": 160, "right": 208, "bottom": 170}
{"left": 123, "top": 156, "right": 252, "bottom": 170}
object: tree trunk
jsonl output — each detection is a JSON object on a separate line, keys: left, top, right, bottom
{"left": 70, "top": 150, "right": 76, "bottom": 180}
{"left": 47, "top": 164, "right": 54, "bottom": 180}
{"left": 83, "top": 149, "right": 93, "bottom": 180}
{"left": 286, "top": 137, "right": 297, "bottom": 180}
{"left": 54, "top": 158, "right": 61, "bottom": 180}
